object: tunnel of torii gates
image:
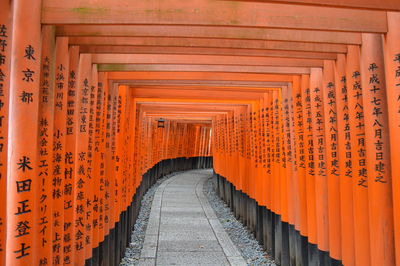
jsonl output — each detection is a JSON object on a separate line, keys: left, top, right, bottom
{"left": 1, "top": 0, "right": 400, "bottom": 266}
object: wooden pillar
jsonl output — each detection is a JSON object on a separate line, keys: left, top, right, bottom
{"left": 92, "top": 72, "right": 106, "bottom": 255}
{"left": 301, "top": 75, "right": 317, "bottom": 249}
{"left": 0, "top": 2, "right": 12, "bottom": 263}
{"left": 7, "top": 0, "right": 42, "bottom": 264}
{"left": 322, "top": 60, "right": 341, "bottom": 261}
{"left": 36, "top": 26, "right": 55, "bottom": 266}
{"left": 360, "top": 33, "right": 395, "bottom": 266}
{"left": 63, "top": 45, "right": 79, "bottom": 265}
{"left": 292, "top": 76, "right": 308, "bottom": 238}
{"left": 98, "top": 72, "right": 108, "bottom": 247}
{"left": 309, "top": 68, "right": 329, "bottom": 253}
{"left": 345, "top": 44, "right": 368, "bottom": 266}
{"left": 52, "top": 36, "right": 69, "bottom": 265}
{"left": 84, "top": 64, "right": 98, "bottom": 261}
{"left": 287, "top": 83, "right": 300, "bottom": 231}
{"left": 384, "top": 12, "right": 400, "bottom": 265}
{"left": 73, "top": 54, "right": 92, "bottom": 265}
{"left": 333, "top": 54, "right": 354, "bottom": 266}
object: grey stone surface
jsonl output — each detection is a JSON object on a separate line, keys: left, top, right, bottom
{"left": 137, "top": 258, "right": 156, "bottom": 266}
{"left": 123, "top": 169, "right": 271, "bottom": 265}
{"left": 158, "top": 240, "right": 223, "bottom": 252}
{"left": 156, "top": 251, "right": 230, "bottom": 265}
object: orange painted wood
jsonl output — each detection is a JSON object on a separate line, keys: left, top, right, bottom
{"left": 36, "top": 26, "right": 56, "bottom": 266}
{"left": 334, "top": 54, "right": 354, "bottom": 266}
{"left": 309, "top": 68, "right": 329, "bottom": 251}
{"left": 92, "top": 72, "right": 106, "bottom": 249}
{"left": 42, "top": 0, "right": 387, "bottom": 33}
{"left": 279, "top": 87, "right": 289, "bottom": 223}
{"left": 98, "top": 72, "right": 109, "bottom": 244}
{"left": 73, "top": 54, "right": 92, "bottom": 264}
{"left": 64, "top": 45, "right": 80, "bottom": 265}
{"left": 345, "top": 44, "right": 366, "bottom": 266}
{"left": 292, "top": 76, "right": 308, "bottom": 235}
{"left": 0, "top": 1, "right": 11, "bottom": 262}
{"left": 84, "top": 64, "right": 98, "bottom": 259}
{"left": 384, "top": 12, "right": 400, "bottom": 265}
{"left": 286, "top": 83, "right": 300, "bottom": 230}
{"left": 71, "top": 37, "right": 348, "bottom": 53}
{"left": 94, "top": 54, "right": 324, "bottom": 68}
{"left": 224, "top": 0, "right": 400, "bottom": 11}
{"left": 100, "top": 64, "right": 310, "bottom": 75}
{"left": 79, "top": 46, "right": 338, "bottom": 60}
{"left": 52, "top": 36, "right": 70, "bottom": 265}
{"left": 272, "top": 90, "right": 281, "bottom": 215}
{"left": 7, "top": 0, "right": 41, "bottom": 264}
{"left": 108, "top": 72, "right": 295, "bottom": 82}
{"left": 321, "top": 60, "right": 341, "bottom": 260}
{"left": 360, "top": 33, "right": 395, "bottom": 266}
{"left": 301, "top": 74, "right": 317, "bottom": 244}
{"left": 57, "top": 25, "right": 361, "bottom": 45}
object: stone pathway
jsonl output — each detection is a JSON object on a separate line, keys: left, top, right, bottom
{"left": 138, "top": 169, "right": 247, "bottom": 265}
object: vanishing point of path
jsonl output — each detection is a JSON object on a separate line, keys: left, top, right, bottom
{"left": 138, "top": 169, "right": 247, "bottom": 265}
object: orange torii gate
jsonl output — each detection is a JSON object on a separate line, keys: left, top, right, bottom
{"left": 1, "top": 0, "right": 400, "bottom": 265}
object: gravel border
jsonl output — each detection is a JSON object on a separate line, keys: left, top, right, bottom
{"left": 120, "top": 173, "right": 175, "bottom": 266}
{"left": 203, "top": 176, "right": 276, "bottom": 266}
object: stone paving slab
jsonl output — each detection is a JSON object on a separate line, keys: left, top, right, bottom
{"left": 158, "top": 240, "right": 223, "bottom": 252}
{"left": 139, "top": 169, "right": 247, "bottom": 265}
{"left": 156, "top": 251, "right": 230, "bottom": 265}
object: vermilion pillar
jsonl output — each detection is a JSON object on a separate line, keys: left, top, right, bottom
{"left": 309, "top": 68, "right": 329, "bottom": 252}
{"left": 84, "top": 64, "right": 98, "bottom": 260}
{"left": 64, "top": 45, "right": 79, "bottom": 265}
{"left": 74, "top": 54, "right": 92, "bottom": 265}
{"left": 334, "top": 54, "right": 355, "bottom": 266}
{"left": 301, "top": 74, "right": 317, "bottom": 245}
{"left": 287, "top": 83, "right": 300, "bottom": 231}
{"left": 346, "top": 45, "right": 369, "bottom": 266}
{"left": 36, "top": 26, "right": 55, "bottom": 266}
{"left": 98, "top": 72, "right": 109, "bottom": 245}
{"left": 292, "top": 76, "right": 308, "bottom": 237}
{"left": 92, "top": 72, "right": 106, "bottom": 253}
{"left": 0, "top": 1, "right": 12, "bottom": 263}
{"left": 321, "top": 60, "right": 341, "bottom": 260}
{"left": 384, "top": 12, "right": 400, "bottom": 265}
{"left": 52, "top": 37, "right": 69, "bottom": 265}
{"left": 282, "top": 86, "right": 295, "bottom": 226}
{"left": 7, "top": 0, "right": 41, "bottom": 264}
{"left": 360, "top": 33, "right": 395, "bottom": 266}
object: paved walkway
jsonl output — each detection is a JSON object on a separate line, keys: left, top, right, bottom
{"left": 138, "top": 169, "right": 247, "bottom": 266}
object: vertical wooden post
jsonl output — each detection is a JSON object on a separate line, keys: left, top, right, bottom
{"left": 345, "top": 44, "right": 368, "bottom": 266}
{"left": 64, "top": 45, "right": 79, "bottom": 265}
{"left": 92, "top": 72, "right": 106, "bottom": 257}
{"left": 7, "top": 0, "right": 42, "bottom": 264}
{"left": 36, "top": 26, "right": 55, "bottom": 266}
{"left": 84, "top": 64, "right": 98, "bottom": 261}
{"left": 0, "top": 2, "right": 12, "bottom": 263}
{"left": 52, "top": 37, "right": 69, "bottom": 265}
{"left": 301, "top": 75, "right": 317, "bottom": 249}
{"left": 292, "top": 76, "right": 308, "bottom": 238}
{"left": 309, "top": 68, "right": 329, "bottom": 253}
{"left": 384, "top": 12, "right": 400, "bottom": 265}
{"left": 322, "top": 60, "right": 341, "bottom": 260}
{"left": 73, "top": 54, "right": 92, "bottom": 265}
{"left": 360, "top": 33, "right": 395, "bottom": 266}
{"left": 333, "top": 55, "right": 354, "bottom": 265}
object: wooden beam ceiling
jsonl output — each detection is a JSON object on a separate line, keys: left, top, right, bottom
{"left": 42, "top": 0, "right": 387, "bottom": 32}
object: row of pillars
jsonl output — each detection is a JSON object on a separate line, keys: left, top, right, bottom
{"left": 212, "top": 13, "right": 400, "bottom": 266}
{"left": 0, "top": 1, "right": 213, "bottom": 265}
